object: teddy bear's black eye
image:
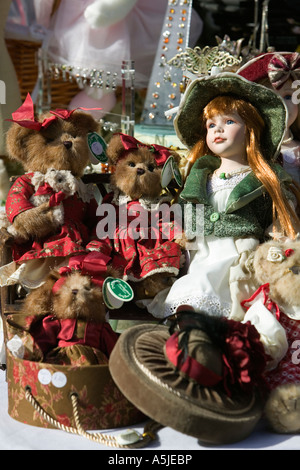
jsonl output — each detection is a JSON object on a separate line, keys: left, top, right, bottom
{"left": 128, "top": 162, "right": 135, "bottom": 167}
{"left": 148, "top": 164, "right": 155, "bottom": 172}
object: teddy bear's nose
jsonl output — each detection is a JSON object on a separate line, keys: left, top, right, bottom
{"left": 137, "top": 168, "right": 145, "bottom": 175}
{"left": 63, "top": 141, "right": 72, "bottom": 149}
{"left": 72, "top": 289, "right": 78, "bottom": 295}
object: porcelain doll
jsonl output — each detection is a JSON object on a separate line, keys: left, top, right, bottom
{"left": 145, "top": 73, "right": 299, "bottom": 329}
{"left": 238, "top": 52, "right": 300, "bottom": 186}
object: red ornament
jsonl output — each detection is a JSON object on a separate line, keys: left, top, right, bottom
{"left": 285, "top": 249, "right": 294, "bottom": 257}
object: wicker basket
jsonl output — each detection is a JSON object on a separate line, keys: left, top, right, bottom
{"left": 5, "top": 38, "right": 80, "bottom": 110}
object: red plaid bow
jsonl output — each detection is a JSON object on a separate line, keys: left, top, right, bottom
{"left": 268, "top": 53, "right": 300, "bottom": 89}
{"left": 6, "top": 93, "right": 102, "bottom": 130}
{"left": 118, "top": 133, "right": 171, "bottom": 167}
{"left": 34, "top": 183, "right": 67, "bottom": 207}
{"left": 52, "top": 252, "right": 111, "bottom": 294}
{"left": 241, "top": 283, "right": 280, "bottom": 320}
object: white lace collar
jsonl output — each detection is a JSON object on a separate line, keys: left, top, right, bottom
{"left": 207, "top": 169, "right": 251, "bottom": 195}
{"left": 111, "top": 187, "right": 172, "bottom": 211}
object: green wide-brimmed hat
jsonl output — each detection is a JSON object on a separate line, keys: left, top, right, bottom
{"left": 173, "top": 72, "right": 287, "bottom": 161}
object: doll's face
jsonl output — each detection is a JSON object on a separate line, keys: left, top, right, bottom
{"left": 274, "top": 80, "right": 298, "bottom": 129}
{"left": 205, "top": 111, "right": 247, "bottom": 160}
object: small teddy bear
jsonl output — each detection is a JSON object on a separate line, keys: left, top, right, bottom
{"left": 96, "top": 132, "right": 184, "bottom": 300}
{"left": 4, "top": 168, "right": 80, "bottom": 240}
{"left": 29, "top": 168, "right": 79, "bottom": 223}
{"left": 0, "top": 94, "right": 105, "bottom": 289}
{"left": 241, "top": 239, "right": 300, "bottom": 434}
{"left": 25, "top": 258, "right": 120, "bottom": 366}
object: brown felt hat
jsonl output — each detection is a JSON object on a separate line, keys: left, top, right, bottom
{"left": 109, "top": 313, "right": 267, "bottom": 445}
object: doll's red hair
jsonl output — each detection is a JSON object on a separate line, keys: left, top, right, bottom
{"left": 188, "top": 95, "right": 300, "bottom": 239}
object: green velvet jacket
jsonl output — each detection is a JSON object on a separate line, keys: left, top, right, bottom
{"left": 179, "top": 154, "right": 293, "bottom": 241}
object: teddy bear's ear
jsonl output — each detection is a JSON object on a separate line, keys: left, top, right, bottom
{"left": 169, "top": 149, "right": 182, "bottom": 167}
{"left": 47, "top": 269, "right": 62, "bottom": 282}
{"left": 253, "top": 244, "right": 269, "bottom": 284}
{"left": 106, "top": 134, "right": 125, "bottom": 164}
{"left": 106, "top": 264, "right": 122, "bottom": 280}
{"left": 70, "top": 110, "right": 100, "bottom": 134}
{"left": 6, "top": 122, "right": 35, "bottom": 164}
{"left": 253, "top": 242, "right": 284, "bottom": 284}
{"left": 21, "top": 269, "right": 61, "bottom": 316}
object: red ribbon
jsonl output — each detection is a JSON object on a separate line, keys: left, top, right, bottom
{"left": 165, "top": 332, "right": 222, "bottom": 386}
{"left": 285, "top": 248, "right": 294, "bottom": 257}
{"left": 6, "top": 93, "right": 102, "bottom": 130}
{"left": 268, "top": 53, "right": 300, "bottom": 89}
{"left": 52, "top": 252, "right": 111, "bottom": 294}
{"left": 241, "top": 283, "right": 281, "bottom": 320}
{"left": 118, "top": 133, "right": 171, "bottom": 167}
{"left": 34, "top": 182, "right": 67, "bottom": 207}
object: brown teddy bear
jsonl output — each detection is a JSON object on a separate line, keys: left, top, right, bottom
{"left": 0, "top": 94, "right": 105, "bottom": 290}
{"left": 241, "top": 239, "right": 300, "bottom": 434}
{"left": 23, "top": 256, "right": 121, "bottom": 366}
{"left": 96, "top": 132, "right": 185, "bottom": 300}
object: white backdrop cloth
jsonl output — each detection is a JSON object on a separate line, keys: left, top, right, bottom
{"left": 0, "top": 368, "right": 299, "bottom": 451}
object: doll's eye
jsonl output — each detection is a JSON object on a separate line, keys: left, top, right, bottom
{"left": 226, "top": 119, "right": 235, "bottom": 125}
{"left": 148, "top": 164, "right": 155, "bottom": 172}
{"left": 208, "top": 122, "right": 215, "bottom": 129}
{"left": 128, "top": 161, "right": 136, "bottom": 167}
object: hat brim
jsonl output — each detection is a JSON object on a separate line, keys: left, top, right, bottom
{"left": 174, "top": 72, "right": 287, "bottom": 160}
{"left": 109, "top": 323, "right": 263, "bottom": 445}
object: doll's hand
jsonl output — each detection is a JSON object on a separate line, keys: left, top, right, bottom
{"left": 84, "top": 0, "right": 138, "bottom": 29}
{"left": 11, "top": 202, "right": 62, "bottom": 241}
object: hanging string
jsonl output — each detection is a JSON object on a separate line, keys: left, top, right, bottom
{"left": 25, "top": 386, "right": 162, "bottom": 448}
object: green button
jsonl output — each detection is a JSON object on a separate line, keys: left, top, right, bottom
{"left": 210, "top": 212, "right": 220, "bottom": 222}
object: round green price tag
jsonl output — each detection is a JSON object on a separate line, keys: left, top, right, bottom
{"left": 87, "top": 132, "right": 108, "bottom": 164}
{"left": 161, "top": 155, "right": 183, "bottom": 188}
{"left": 103, "top": 277, "right": 134, "bottom": 309}
{"left": 161, "top": 156, "right": 174, "bottom": 188}
{"left": 171, "top": 158, "right": 183, "bottom": 187}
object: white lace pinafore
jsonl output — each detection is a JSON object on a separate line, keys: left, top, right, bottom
{"left": 145, "top": 169, "right": 259, "bottom": 319}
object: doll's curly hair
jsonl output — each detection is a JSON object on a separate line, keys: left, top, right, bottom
{"left": 188, "top": 95, "right": 300, "bottom": 239}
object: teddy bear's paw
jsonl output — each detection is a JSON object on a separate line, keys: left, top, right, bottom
{"left": 133, "top": 273, "right": 174, "bottom": 299}
{"left": 265, "top": 383, "right": 300, "bottom": 434}
{"left": 12, "top": 202, "right": 61, "bottom": 240}
{"left": 52, "top": 205, "right": 64, "bottom": 227}
{"left": 7, "top": 225, "right": 28, "bottom": 243}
